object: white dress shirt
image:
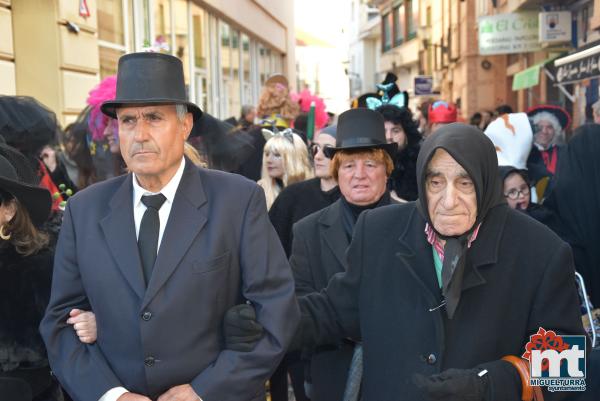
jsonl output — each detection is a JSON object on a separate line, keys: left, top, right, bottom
{"left": 99, "top": 157, "right": 186, "bottom": 401}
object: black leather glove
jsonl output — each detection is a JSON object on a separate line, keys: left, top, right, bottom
{"left": 223, "top": 303, "right": 264, "bottom": 352}
{"left": 413, "top": 368, "right": 489, "bottom": 401}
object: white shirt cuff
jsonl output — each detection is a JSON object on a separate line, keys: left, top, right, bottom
{"left": 99, "top": 387, "right": 129, "bottom": 401}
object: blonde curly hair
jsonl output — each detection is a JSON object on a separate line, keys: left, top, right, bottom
{"left": 256, "top": 82, "right": 300, "bottom": 123}
{"left": 258, "top": 132, "right": 313, "bottom": 209}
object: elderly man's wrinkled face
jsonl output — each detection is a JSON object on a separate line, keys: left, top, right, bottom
{"left": 426, "top": 149, "right": 477, "bottom": 236}
{"left": 117, "top": 104, "right": 192, "bottom": 188}
{"left": 534, "top": 120, "right": 556, "bottom": 149}
{"left": 337, "top": 153, "right": 388, "bottom": 206}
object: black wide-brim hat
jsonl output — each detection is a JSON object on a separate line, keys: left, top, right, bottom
{"left": 526, "top": 105, "right": 571, "bottom": 131}
{"left": 323, "top": 108, "right": 397, "bottom": 159}
{"left": 0, "top": 144, "right": 51, "bottom": 226}
{"left": 101, "top": 52, "right": 202, "bottom": 122}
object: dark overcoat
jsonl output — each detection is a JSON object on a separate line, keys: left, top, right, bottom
{"left": 290, "top": 196, "right": 398, "bottom": 401}
{"left": 298, "top": 202, "right": 585, "bottom": 401}
{"left": 40, "top": 159, "right": 299, "bottom": 401}
{"left": 290, "top": 198, "right": 355, "bottom": 401}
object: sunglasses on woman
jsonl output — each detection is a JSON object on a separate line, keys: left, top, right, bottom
{"left": 309, "top": 143, "right": 333, "bottom": 157}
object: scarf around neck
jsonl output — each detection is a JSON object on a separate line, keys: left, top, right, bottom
{"left": 415, "top": 123, "right": 505, "bottom": 318}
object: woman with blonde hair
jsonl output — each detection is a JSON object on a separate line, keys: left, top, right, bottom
{"left": 236, "top": 74, "right": 300, "bottom": 181}
{"left": 258, "top": 129, "right": 313, "bottom": 209}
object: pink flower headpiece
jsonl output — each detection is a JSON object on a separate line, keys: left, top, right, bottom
{"left": 86, "top": 75, "right": 117, "bottom": 141}
{"left": 291, "top": 89, "right": 328, "bottom": 130}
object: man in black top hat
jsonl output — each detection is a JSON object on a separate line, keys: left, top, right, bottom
{"left": 288, "top": 109, "right": 398, "bottom": 401}
{"left": 40, "top": 52, "right": 299, "bottom": 401}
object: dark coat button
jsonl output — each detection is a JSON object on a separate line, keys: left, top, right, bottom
{"left": 427, "top": 354, "right": 437, "bottom": 365}
{"left": 142, "top": 311, "right": 152, "bottom": 321}
{"left": 144, "top": 356, "right": 155, "bottom": 367}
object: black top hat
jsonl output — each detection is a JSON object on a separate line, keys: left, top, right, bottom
{"left": 101, "top": 52, "right": 202, "bottom": 121}
{"left": 323, "top": 108, "right": 397, "bottom": 159}
{"left": 0, "top": 144, "right": 51, "bottom": 226}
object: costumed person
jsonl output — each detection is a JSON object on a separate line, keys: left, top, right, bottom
{"left": 269, "top": 124, "right": 340, "bottom": 256}
{"left": 0, "top": 96, "right": 76, "bottom": 211}
{"left": 40, "top": 52, "right": 299, "bottom": 401}
{"left": 479, "top": 110, "right": 494, "bottom": 131}
{"left": 0, "top": 143, "right": 61, "bottom": 401}
{"left": 369, "top": 85, "right": 421, "bottom": 201}
{"left": 287, "top": 109, "right": 398, "bottom": 401}
{"left": 484, "top": 112, "right": 565, "bottom": 237}
{"left": 291, "top": 88, "right": 329, "bottom": 139}
{"left": 267, "top": 124, "right": 340, "bottom": 401}
{"left": 546, "top": 123, "right": 600, "bottom": 309}
{"left": 86, "top": 75, "right": 127, "bottom": 181}
{"left": 526, "top": 105, "right": 570, "bottom": 201}
{"left": 238, "top": 105, "right": 256, "bottom": 131}
{"left": 469, "top": 112, "right": 482, "bottom": 127}
{"left": 257, "top": 129, "right": 313, "bottom": 210}
{"left": 226, "top": 122, "right": 586, "bottom": 401}
{"left": 235, "top": 73, "right": 300, "bottom": 181}
{"left": 61, "top": 108, "right": 97, "bottom": 189}
{"left": 427, "top": 100, "right": 458, "bottom": 135}
{"left": 187, "top": 112, "right": 254, "bottom": 172}
{"left": 498, "top": 166, "right": 565, "bottom": 238}
{"left": 350, "top": 72, "right": 399, "bottom": 109}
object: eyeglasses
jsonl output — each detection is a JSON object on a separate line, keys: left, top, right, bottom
{"left": 504, "top": 186, "right": 530, "bottom": 200}
{"left": 310, "top": 143, "right": 333, "bottom": 157}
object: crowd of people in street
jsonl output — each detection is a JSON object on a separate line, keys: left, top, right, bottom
{"left": 0, "top": 51, "right": 599, "bottom": 401}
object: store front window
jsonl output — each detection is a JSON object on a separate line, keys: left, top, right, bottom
{"left": 153, "top": 0, "right": 172, "bottom": 52}
{"left": 98, "top": 0, "right": 126, "bottom": 45}
{"left": 230, "top": 29, "right": 241, "bottom": 119}
{"left": 97, "top": 0, "right": 128, "bottom": 78}
{"left": 191, "top": 3, "right": 211, "bottom": 113}
{"left": 241, "top": 33, "right": 252, "bottom": 105}
{"left": 173, "top": 0, "right": 190, "bottom": 84}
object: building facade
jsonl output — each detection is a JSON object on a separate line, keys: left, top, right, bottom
{"left": 347, "top": 0, "right": 381, "bottom": 99}
{"left": 365, "top": 0, "right": 600, "bottom": 126}
{"left": 0, "top": 0, "right": 295, "bottom": 125}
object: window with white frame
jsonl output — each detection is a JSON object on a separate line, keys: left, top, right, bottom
{"left": 97, "top": 0, "right": 130, "bottom": 77}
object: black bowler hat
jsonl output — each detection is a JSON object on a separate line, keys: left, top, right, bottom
{"left": 101, "top": 52, "right": 202, "bottom": 121}
{"left": 0, "top": 144, "right": 51, "bottom": 226}
{"left": 324, "top": 108, "right": 397, "bottom": 159}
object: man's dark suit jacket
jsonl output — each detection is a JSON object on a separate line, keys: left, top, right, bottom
{"left": 40, "top": 159, "right": 300, "bottom": 401}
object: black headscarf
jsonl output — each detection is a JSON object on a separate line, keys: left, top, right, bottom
{"left": 546, "top": 124, "right": 600, "bottom": 306}
{"left": 416, "top": 123, "right": 505, "bottom": 318}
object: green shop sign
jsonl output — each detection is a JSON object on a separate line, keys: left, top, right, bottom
{"left": 479, "top": 12, "right": 541, "bottom": 55}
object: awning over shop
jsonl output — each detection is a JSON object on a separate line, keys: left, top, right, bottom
{"left": 553, "top": 41, "right": 600, "bottom": 85}
{"left": 512, "top": 57, "right": 558, "bottom": 91}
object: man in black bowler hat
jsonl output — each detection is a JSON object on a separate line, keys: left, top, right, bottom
{"left": 40, "top": 52, "right": 299, "bottom": 401}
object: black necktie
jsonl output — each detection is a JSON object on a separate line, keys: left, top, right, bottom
{"left": 138, "top": 193, "right": 167, "bottom": 286}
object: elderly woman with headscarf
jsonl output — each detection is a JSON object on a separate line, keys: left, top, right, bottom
{"left": 526, "top": 105, "right": 571, "bottom": 200}
{"left": 280, "top": 123, "right": 584, "bottom": 400}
